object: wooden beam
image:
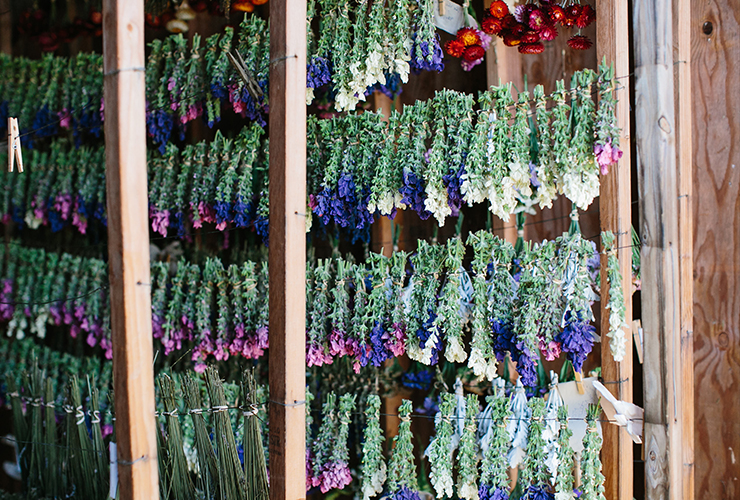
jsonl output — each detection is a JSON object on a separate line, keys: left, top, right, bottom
{"left": 633, "top": 0, "right": 687, "bottom": 498}
{"left": 673, "top": 0, "right": 694, "bottom": 496}
{"left": 102, "top": 1, "right": 158, "bottom": 499}
{"left": 596, "top": 0, "right": 633, "bottom": 499}
{"left": 268, "top": 0, "right": 307, "bottom": 499}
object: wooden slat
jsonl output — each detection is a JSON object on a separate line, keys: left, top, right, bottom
{"left": 268, "top": 0, "right": 307, "bottom": 499}
{"left": 673, "top": 0, "right": 694, "bottom": 497}
{"left": 102, "top": 1, "right": 159, "bottom": 499}
{"left": 633, "top": 1, "right": 686, "bottom": 498}
{"left": 596, "top": 0, "right": 633, "bottom": 499}
{"left": 689, "top": 0, "right": 739, "bottom": 497}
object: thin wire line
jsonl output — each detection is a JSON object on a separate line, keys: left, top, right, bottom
{"left": 0, "top": 284, "right": 108, "bottom": 306}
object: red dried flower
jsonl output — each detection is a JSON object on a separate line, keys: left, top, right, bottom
{"left": 577, "top": 4, "right": 596, "bottom": 27}
{"left": 457, "top": 27, "right": 481, "bottom": 47}
{"left": 489, "top": 0, "right": 509, "bottom": 19}
{"left": 463, "top": 45, "right": 486, "bottom": 61}
{"left": 521, "top": 30, "right": 541, "bottom": 43}
{"left": 518, "top": 42, "right": 545, "bottom": 54}
{"left": 482, "top": 16, "right": 504, "bottom": 35}
{"left": 540, "top": 24, "right": 558, "bottom": 41}
{"left": 503, "top": 33, "right": 523, "bottom": 46}
{"left": 567, "top": 34, "right": 593, "bottom": 50}
{"left": 445, "top": 39, "right": 466, "bottom": 58}
{"left": 528, "top": 9, "right": 547, "bottom": 31}
{"left": 567, "top": 4, "right": 582, "bottom": 18}
{"left": 548, "top": 5, "right": 566, "bottom": 24}
{"left": 502, "top": 13, "right": 519, "bottom": 29}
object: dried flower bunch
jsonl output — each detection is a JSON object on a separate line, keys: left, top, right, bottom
{"left": 481, "top": 0, "right": 596, "bottom": 54}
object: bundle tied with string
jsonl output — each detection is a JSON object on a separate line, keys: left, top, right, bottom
{"left": 182, "top": 374, "right": 220, "bottom": 498}
{"left": 241, "top": 368, "right": 269, "bottom": 500}
{"left": 205, "top": 366, "right": 247, "bottom": 500}
{"left": 158, "top": 374, "right": 196, "bottom": 500}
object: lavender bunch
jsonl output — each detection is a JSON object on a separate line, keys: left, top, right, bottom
{"left": 437, "top": 237, "right": 467, "bottom": 363}
{"left": 520, "top": 398, "right": 551, "bottom": 500}
{"left": 479, "top": 388, "right": 512, "bottom": 500}
{"left": 457, "top": 394, "right": 480, "bottom": 500}
{"left": 580, "top": 405, "right": 605, "bottom": 500}
{"left": 467, "top": 230, "right": 497, "bottom": 379}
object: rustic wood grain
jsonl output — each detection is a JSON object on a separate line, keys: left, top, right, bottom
{"left": 633, "top": 0, "right": 688, "bottom": 497}
{"left": 596, "top": 0, "right": 635, "bottom": 498}
{"left": 268, "top": 1, "right": 307, "bottom": 500}
{"left": 102, "top": 1, "right": 159, "bottom": 499}
{"left": 691, "top": 0, "right": 740, "bottom": 497}
{"left": 674, "top": 0, "right": 695, "bottom": 497}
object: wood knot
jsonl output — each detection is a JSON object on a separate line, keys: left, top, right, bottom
{"left": 718, "top": 331, "right": 730, "bottom": 349}
{"left": 658, "top": 116, "right": 672, "bottom": 134}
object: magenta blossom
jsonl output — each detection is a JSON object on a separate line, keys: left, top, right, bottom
{"left": 594, "top": 140, "right": 623, "bottom": 175}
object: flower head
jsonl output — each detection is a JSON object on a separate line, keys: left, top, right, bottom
{"left": 457, "top": 27, "right": 481, "bottom": 47}
{"left": 567, "top": 34, "right": 593, "bottom": 50}
{"left": 528, "top": 8, "right": 548, "bottom": 30}
{"left": 548, "top": 5, "right": 567, "bottom": 23}
{"left": 503, "top": 32, "right": 523, "bottom": 46}
{"left": 521, "top": 30, "right": 541, "bottom": 43}
{"left": 489, "top": 0, "right": 509, "bottom": 18}
{"left": 445, "top": 38, "right": 466, "bottom": 57}
{"left": 519, "top": 42, "right": 545, "bottom": 54}
{"left": 576, "top": 4, "right": 596, "bottom": 28}
{"left": 463, "top": 45, "right": 486, "bottom": 61}
{"left": 540, "top": 24, "right": 558, "bottom": 40}
{"left": 482, "top": 16, "right": 504, "bottom": 35}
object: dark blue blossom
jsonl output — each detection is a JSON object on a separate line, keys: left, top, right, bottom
{"left": 369, "top": 321, "right": 392, "bottom": 367}
{"left": 307, "top": 56, "right": 332, "bottom": 89}
{"left": 32, "top": 105, "right": 59, "bottom": 142}
{"left": 492, "top": 319, "right": 538, "bottom": 387}
{"left": 524, "top": 486, "right": 554, "bottom": 500}
{"left": 414, "top": 311, "right": 441, "bottom": 365}
{"left": 410, "top": 33, "right": 445, "bottom": 73}
{"left": 173, "top": 211, "right": 186, "bottom": 238}
{"left": 254, "top": 215, "right": 269, "bottom": 245}
{"left": 214, "top": 200, "right": 232, "bottom": 225}
{"left": 402, "top": 369, "right": 433, "bottom": 390}
{"left": 233, "top": 197, "right": 251, "bottom": 228}
{"left": 146, "top": 107, "right": 173, "bottom": 155}
{"left": 479, "top": 485, "right": 510, "bottom": 500}
{"left": 314, "top": 172, "right": 374, "bottom": 243}
{"left": 392, "top": 487, "right": 421, "bottom": 500}
{"left": 399, "top": 168, "right": 432, "bottom": 220}
{"left": 555, "top": 311, "right": 596, "bottom": 373}
{"left": 210, "top": 81, "right": 228, "bottom": 101}
{"left": 364, "top": 73, "right": 404, "bottom": 100}
{"left": 11, "top": 206, "right": 24, "bottom": 227}
{"left": 444, "top": 163, "right": 465, "bottom": 217}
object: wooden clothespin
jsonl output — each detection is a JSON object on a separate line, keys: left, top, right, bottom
{"left": 7, "top": 117, "right": 23, "bottom": 173}
{"left": 438, "top": 0, "right": 446, "bottom": 15}
{"left": 226, "top": 50, "right": 264, "bottom": 101}
{"left": 574, "top": 370, "right": 585, "bottom": 395}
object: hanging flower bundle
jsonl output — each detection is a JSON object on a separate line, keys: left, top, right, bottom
{"left": 601, "top": 230, "right": 628, "bottom": 361}
{"left": 0, "top": 16, "right": 268, "bottom": 153}
{"left": 481, "top": 0, "right": 596, "bottom": 54}
{"left": 306, "top": 0, "right": 443, "bottom": 110}
{"left": 388, "top": 399, "right": 421, "bottom": 500}
{"left": 1, "top": 225, "right": 604, "bottom": 382}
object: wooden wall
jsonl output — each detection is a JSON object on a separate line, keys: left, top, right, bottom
{"left": 691, "top": 0, "right": 740, "bottom": 497}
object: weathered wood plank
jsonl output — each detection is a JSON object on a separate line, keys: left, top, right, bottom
{"left": 673, "top": 0, "right": 694, "bottom": 497}
{"left": 633, "top": 0, "right": 686, "bottom": 498}
{"left": 102, "top": 1, "right": 159, "bottom": 499}
{"left": 268, "top": 0, "right": 307, "bottom": 499}
{"left": 596, "top": 0, "right": 634, "bottom": 499}
{"left": 690, "top": 0, "right": 740, "bottom": 497}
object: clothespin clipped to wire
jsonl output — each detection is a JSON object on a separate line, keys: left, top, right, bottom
{"left": 226, "top": 50, "right": 264, "bottom": 101}
{"left": 574, "top": 370, "right": 585, "bottom": 395}
{"left": 438, "top": 0, "right": 446, "bottom": 15}
{"left": 7, "top": 117, "right": 23, "bottom": 173}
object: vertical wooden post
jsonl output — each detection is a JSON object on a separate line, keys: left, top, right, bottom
{"left": 673, "top": 0, "right": 694, "bottom": 497}
{"left": 103, "top": 1, "right": 159, "bottom": 499}
{"left": 268, "top": 0, "right": 307, "bottom": 499}
{"left": 633, "top": 0, "right": 688, "bottom": 498}
{"left": 596, "top": 0, "right": 633, "bottom": 499}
